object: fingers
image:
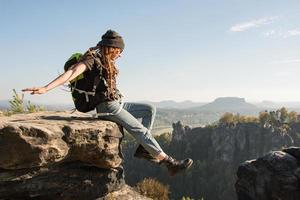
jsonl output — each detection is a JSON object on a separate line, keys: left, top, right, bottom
{"left": 31, "top": 89, "right": 42, "bottom": 95}
{"left": 22, "top": 88, "right": 35, "bottom": 92}
{"left": 22, "top": 87, "right": 39, "bottom": 92}
{"left": 22, "top": 87, "right": 42, "bottom": 95}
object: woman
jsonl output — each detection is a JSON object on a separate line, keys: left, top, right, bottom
{"left": 22, "top": 30, "right": 193, "bottom": 176}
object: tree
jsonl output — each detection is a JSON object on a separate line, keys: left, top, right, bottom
{"left": 8, "top": 89, "right": 45, "bottom": 114}
{"left": 9, "top": 89, "right": 24, "bottom": 113}
{"left": 27, "top": 101, "right": 45, "bottom": 113}
{"left": 219, "top": 113, "right": 234, "bottom": 126}
{"left": 288, "top": 111, "right": 298, "bottom": 123}
{"left": 279, "top": 107, "right": 289, "bottom": 123}
{"left": 259, "top": 111, "right": 269, "bottom": 126}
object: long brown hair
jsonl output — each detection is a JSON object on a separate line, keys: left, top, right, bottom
{"left": 99, "top": 46, "right": 120, "bottom": 99}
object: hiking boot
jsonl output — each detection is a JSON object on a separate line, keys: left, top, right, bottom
{"left": 159, "top": 156, "right": 193, "bottom": 176}
{"left": 133, "top": 145, "right": 160, "bottom": 163}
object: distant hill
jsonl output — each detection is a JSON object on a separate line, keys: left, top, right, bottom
{"left": 191, "top": 97, "right": 260, "bottom": 115}
{"left": 140, "top": 100, "right": 207, "bottom": 109}
{"left": 254, "top": 100, "right": 279, "bottom": 108}
{"left": 254, "top": 100, "right": 300, "bottom": 109}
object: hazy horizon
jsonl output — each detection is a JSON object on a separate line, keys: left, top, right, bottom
{"left": 3, "top": 96, "right": 300, "bottom": 106}
{"left": 1, "top": 1, "right": 300, "bottom": 104}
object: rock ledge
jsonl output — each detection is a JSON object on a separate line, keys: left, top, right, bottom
{"left": 0, "top": 111, "right": 148, "bottom": 199}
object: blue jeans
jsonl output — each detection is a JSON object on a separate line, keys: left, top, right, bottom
{"left": 96, "top": 100, "right": 164, "bottom": 157}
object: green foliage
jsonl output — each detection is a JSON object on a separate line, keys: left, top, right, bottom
{"left": 288, "top": 111, "right": 298, "bottom": 123}
{"left": 27, "top": 101, "right": 45, "bottom": 113}
{"left": 259, "top": 107, "right": 299, "bottom": 128}
{"left": 219, "top": 108, "right": 299, "bottom": 128}
{"left": 218, "top": 112, "right": 234, "bottom": 126}
{"left": 219, "top": 112, "right": 258, "bottom": 127}
{"left": 155, "top": 132, "right": 172, "bottom": 146}
{"left": 135, "top": 178, "right": 169, "bottom": 200}
{"left": 235, "top": 115, "right": 258, "bottom": 123}
{"left": 279, "top": 107, "right": 289, "bottom": 123}
{"left": 7, "top": 89, "right": 45, "bottom": 114}
{"left": 259, "top": 111, "right": 269, "bottom": 125}
{"left": 9, "top": 89, "right": 25, "bottom": 113}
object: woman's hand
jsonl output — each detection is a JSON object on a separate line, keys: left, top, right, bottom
{"left": 22, "top": 87, "right": 48, "bottom": 95}
{"left": 21, "top": 63, "right": 88, "bottom": 96}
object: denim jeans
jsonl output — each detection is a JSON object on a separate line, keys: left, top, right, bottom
{"left": 96, "top": 100, "right": 164, "bottom": 157}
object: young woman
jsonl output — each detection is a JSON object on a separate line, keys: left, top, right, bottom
{"left": 22, "top": 30, "right": 193, "bottom": 176}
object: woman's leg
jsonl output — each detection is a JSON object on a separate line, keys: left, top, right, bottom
{"left": 96, "top": 100, "right": 193, "bottom": 176}
{"left": 122, "top": 102, "right": 156, "bottom": 132}
{"left": 122, "top": 102, "right": 167, "bottom": 160}
{"left": 96, "top": 101, "right": 165, "bottom": 159}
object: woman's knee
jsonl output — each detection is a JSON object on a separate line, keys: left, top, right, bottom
{"left": 145, "top": 103, "right": 156, "bottom": 116}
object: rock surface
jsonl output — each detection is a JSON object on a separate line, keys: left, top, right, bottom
{"left": 149, "top": 120, "right": 300, "bottom": 199}
{"left": 182, "top": 122, "right": 296, "bottom": 164}
{"left": 172, "top": 121, "right": 191, "bottom": 141}
{"left": 0, "top": 111, "right": 148, "bottom": 199}
{"left": 0, "top": 111, "right": 123, "bottom": 169}
{"left": 235, "top": 147, "right": 300, "bottom": 200}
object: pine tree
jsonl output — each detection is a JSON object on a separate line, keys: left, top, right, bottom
{"left": 9, "top": 89, "right": 24, "bottom": 113}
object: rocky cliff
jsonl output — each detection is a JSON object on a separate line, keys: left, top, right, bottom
{"left": 236, "top": 147, "right": 300, "bottom": 200}
{"left": 124, "top": 119, "right": 300, "bottom": 200}
{"left": 172, "top": 121, "right": 297, "bottom": 164}
{"left": 0, "top": 111, "right": 150, "bottom": 200}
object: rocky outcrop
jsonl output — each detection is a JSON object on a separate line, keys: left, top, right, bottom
{"left": 210, "top": 123, "right": 294, "bottom": 163}
{"left": 175, "top": 122, "right": 296, "bottom": 165}
{"left": 235, "top": 147, "right": 300, "bottom": 200}
{"left": 0, "top": 111, "right": 148, "bottom": 199}
{"left": 129, "top": 120, "right": 300, "bottom": 200}
{"left": 172, "top": 121, "right": 191, "bottom": 141}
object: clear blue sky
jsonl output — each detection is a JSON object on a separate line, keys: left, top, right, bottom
{"left": 1, "top": 0, "right": 300, "bottom": 104}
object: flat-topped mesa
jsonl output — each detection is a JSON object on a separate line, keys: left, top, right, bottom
{"left": 0, "top": 111, "right": 144, "bottom": 199}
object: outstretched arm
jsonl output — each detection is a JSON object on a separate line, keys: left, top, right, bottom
{"left": 22, "top": 62, "right": 88, "bottom": 95}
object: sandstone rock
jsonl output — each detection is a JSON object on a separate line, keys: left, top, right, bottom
{"left": 0, "top": 123, "right": 69, "bottom": 169}
{"left": 0, "top": 111, "right": 123, "bottom": 169}
{"left": 0, "top": 162, "right": 125, "bottom": 199}
{"left": 0, "top": 111, "right": 133, "bottom": 199}
{"left": 172, "top": 121, "right": 191, "bottom": 141}
{"left": 235, "top": 147, "right": 300, "bottom": 200}
{"left": 210, "top": 123, "right": 294, "bottom": 162}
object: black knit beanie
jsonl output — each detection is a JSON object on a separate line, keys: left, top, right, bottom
{"left": 97, "top": 30, "right": 125, "bottom": 51}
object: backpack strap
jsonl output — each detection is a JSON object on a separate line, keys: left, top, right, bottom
{"left": 88, "top": 48, "right": 104, "bottom": 93}
{"left": 72, "top": 88, "right": 96, "bottom": 102}
{"left": 72, "top": 48, "right": 104, "bottom": 103}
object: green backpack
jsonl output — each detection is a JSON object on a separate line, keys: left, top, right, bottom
{"left": 64, "top": 52, "right": 103, "bottom": 112}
